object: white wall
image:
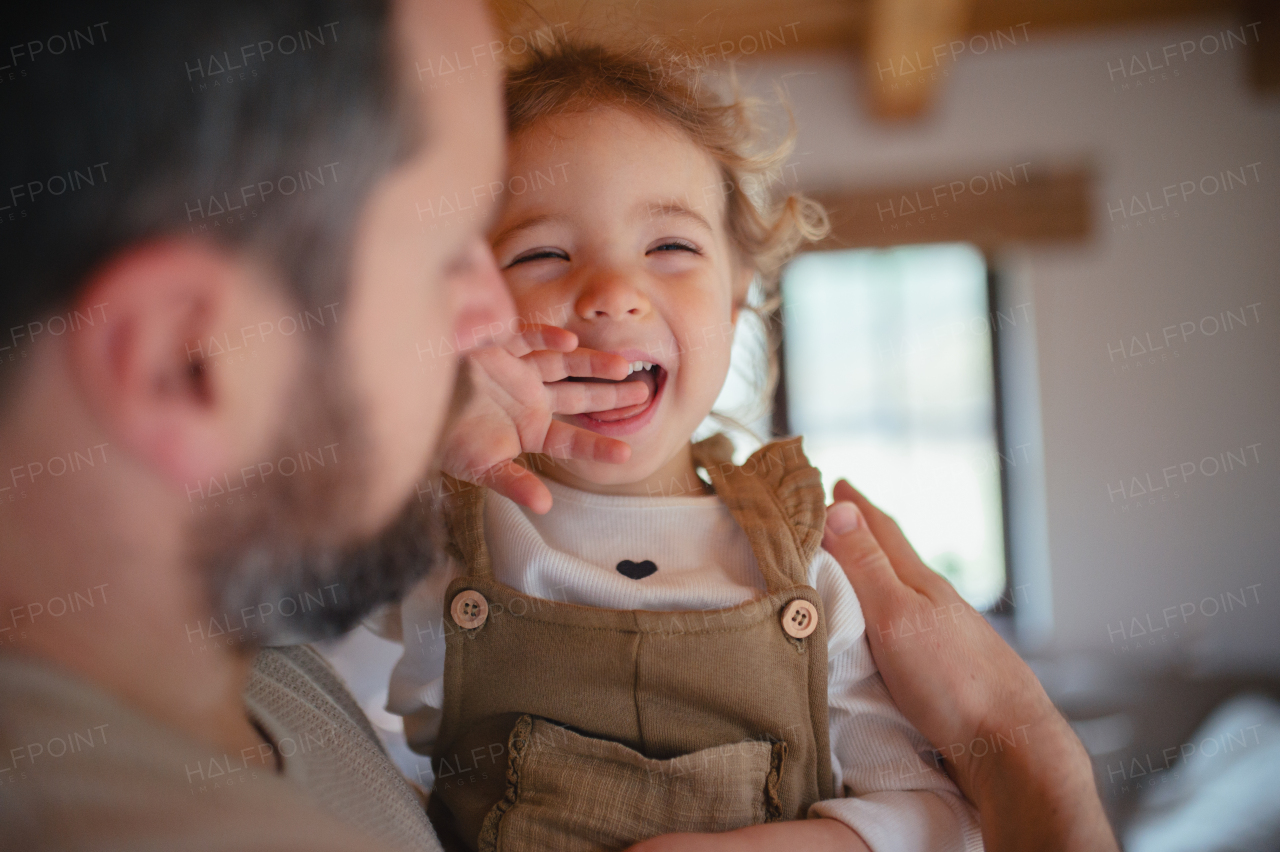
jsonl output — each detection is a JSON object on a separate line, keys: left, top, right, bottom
{"left": 746, "top": 18, "right": 1280, "bottom": 668}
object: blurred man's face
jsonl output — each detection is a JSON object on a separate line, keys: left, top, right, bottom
{"left": 194, "top": 0, "right": 514, "bottom": 642}
{"left": 341, "top": 0, "right": 510, "bottom": 534}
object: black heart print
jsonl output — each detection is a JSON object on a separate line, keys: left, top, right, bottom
{"left": 616, "top": 559, "right": 658, "bottom": 580}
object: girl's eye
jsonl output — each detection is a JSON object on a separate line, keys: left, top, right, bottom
{"left": 505, "top": 248, "right": 568, "bottom": 268}
{"left": 648, "top": 239, "right": 701, "bottom": 255}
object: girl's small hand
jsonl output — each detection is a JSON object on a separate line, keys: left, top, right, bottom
{"left": 438, "top": 323, "right": 646, "bottom": 513}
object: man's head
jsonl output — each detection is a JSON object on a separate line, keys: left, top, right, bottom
{"left": 0, "top": 0, "right": 512, "bottom": 649}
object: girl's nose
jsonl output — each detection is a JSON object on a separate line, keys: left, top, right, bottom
{"left": 574, "top": 270, "right": 651, "bottom": 321}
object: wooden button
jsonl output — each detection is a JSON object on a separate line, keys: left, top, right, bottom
{"left": 781, "top": 599, "right": 818, "bottom": 639}
{"left": 451, "top": 590, "right": 488, "bottom": 629}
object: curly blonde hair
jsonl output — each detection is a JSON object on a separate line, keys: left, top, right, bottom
{"left": 503, "top": 37, "right": 829, "bottom": 431}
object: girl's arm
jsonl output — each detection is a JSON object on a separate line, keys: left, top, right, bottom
{"left": 808, "top": 561, "right": 984, "bottom": 852}
{"left": 383, "top": 554, "right": 463, "bottom": 766}
{"left": 626, "top": 818, "right": 870, "bottom": 852}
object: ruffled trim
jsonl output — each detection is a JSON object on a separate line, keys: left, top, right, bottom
{"left": 764, "top": 739, "right": 789, "bottom": 822}
{"left": 725, "top": 436, "right": 828, "bottom": 585}
{"left": 477, "top": 714, "right": 534, "bottom": 852}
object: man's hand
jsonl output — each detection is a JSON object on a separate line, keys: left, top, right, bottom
{"left": 821, "top": 480, "right": 1118, "bottom": 852}
{"left": 438, "top": 324, "right": 646, "bottom": 513}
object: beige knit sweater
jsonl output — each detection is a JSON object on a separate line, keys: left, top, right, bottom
{"left": 246, "top": 645, "right": 444, "bottom": 852}
{"left": 0, "top": 648, "right": 427, "bottom": 852}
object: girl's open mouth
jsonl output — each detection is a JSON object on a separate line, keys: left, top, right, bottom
{"left": 567, "top": 361, "right": 667, "bottom": 437}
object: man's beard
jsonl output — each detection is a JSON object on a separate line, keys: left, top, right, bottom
{"left": 188, "top": 346, "right": 470, "bottom": 649}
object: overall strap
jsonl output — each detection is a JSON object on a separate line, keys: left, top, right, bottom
{"left": 440, "top": 475, "right": 493, "bottom": 580}
{"left": 690, "top": 435, "right": 827, "bottom": 593}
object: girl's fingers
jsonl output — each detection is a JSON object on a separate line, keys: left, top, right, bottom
{"left": 524, "top": 348, "right": 633, "bottom": 382}
{"left": 504, "top": 323, "right": 577, "bottom": 357}
{"left": 568, "top": 347, "right": 634, "bottom": 380}
{"left": 461, "top": 421, "right": 633, "bottom": 511}
{"left": 545, "top": 379, "right": 647, "bottom": 415}
{"left": 542, "top": 420, "right": 632, "bottom": 464}
{"left": 481, "top": 461, "right": 553, "bottom": 514}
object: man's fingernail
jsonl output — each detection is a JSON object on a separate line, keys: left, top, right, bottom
{"left": 826, "top": 501, "right": 859, "bottom": 535}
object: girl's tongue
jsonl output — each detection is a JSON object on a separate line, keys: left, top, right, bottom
{"left": 588, "top": 366, "right": 658, "bottom": 422}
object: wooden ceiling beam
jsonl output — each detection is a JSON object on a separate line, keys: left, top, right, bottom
{"left": 863, "top": 0, "right": 974, "bottom": 118}
{"left": 810, "top": 164, "right": 1093, "bottom": 250}
{"left": 488, "top": 0, "right": 866, "bottom": 58}
{"left": 489, "top": 0, "right": 1253, "bottom": 116}
{"left": 1245, "top": 0, "right": 1278, "bottom": 94}
{"left": 968, "top": 0, "right": 1241, "bottom": 33}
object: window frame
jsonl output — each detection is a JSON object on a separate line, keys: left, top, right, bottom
{"left": 772, "top": 246, "right": 1016, "bottom": 616}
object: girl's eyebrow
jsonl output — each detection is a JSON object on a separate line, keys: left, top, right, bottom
{"left": 634, "top": 200, "right": 713, "bottom": 234}
{"left": 490, "top": 213, "right": 559, "bottom": 248}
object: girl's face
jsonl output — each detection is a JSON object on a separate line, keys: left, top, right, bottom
{"left": 490, "top": 107, "right": 750, "bottom": 492}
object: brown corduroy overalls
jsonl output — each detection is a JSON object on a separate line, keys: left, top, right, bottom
{"left": 423, "top": 435, "right": 834, "bottom": 852}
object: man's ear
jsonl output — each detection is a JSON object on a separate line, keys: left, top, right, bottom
{"left": 67, "top": 240, "right": 289, "bottom": 491}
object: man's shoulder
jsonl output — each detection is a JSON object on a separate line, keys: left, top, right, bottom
{"left": 249, "top": 644, "right": 384, "bottom": 745}
{"left": 247, "top": 644, "right": 440, "bottom": 851}
{"left": 0, "top": 652, "right": 405, "bottom": 852}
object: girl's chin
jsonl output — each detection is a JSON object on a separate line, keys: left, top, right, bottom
{"left": 537, "top": 426, "right": 703, "bottom": 496}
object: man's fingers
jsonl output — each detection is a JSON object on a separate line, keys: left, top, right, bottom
{"left": 542, "top": 420, "right": 632, "bottom": 464}
{"left": 822, "top": 500, "right": 907, "bottom": 615}
{"left": 834, "top": 480, "right": 940, "bottom": 592}
{"left": 546, "top": 379, "right": 648, "bottom": 414}
{"left": 831, "top": 479, "right": 857, "bottom": 503}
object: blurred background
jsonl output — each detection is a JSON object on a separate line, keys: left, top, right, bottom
{"left": 321, "top": 1, "right": 1280, "bottom": 847}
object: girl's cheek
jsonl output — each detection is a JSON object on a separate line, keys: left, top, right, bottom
{"left": 511, "top": 288, "right": 565, "bottom": 325}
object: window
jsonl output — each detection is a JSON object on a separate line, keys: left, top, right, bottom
{"left": 780, "top": 243, "right": 1007, "bottom": 609}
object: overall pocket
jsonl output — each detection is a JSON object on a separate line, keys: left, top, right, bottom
{"left": 478, "top": 715, "right": 786, "bottom": 852}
